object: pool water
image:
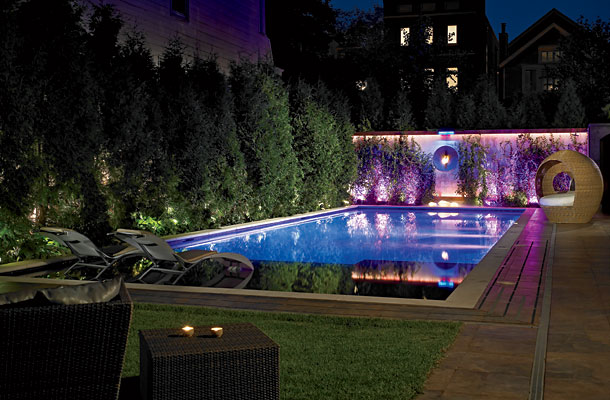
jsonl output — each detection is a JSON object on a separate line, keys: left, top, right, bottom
{"left": 171, "top": 207, "right": 522, "bottom": 298}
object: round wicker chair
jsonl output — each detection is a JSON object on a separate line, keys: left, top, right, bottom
{"left": 535, "top": 150, "right": 604, "bottom": 223}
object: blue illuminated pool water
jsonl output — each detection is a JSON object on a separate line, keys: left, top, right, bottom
{"left": 170, "top": 206, "right": 523, "bottom": 292}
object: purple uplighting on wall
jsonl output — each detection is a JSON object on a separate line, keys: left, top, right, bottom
{"left": 351, "top": 128, "right": 588, "bottom": 207}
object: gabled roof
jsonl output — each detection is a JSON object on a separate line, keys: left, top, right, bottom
{"left": 499, "top": 8, "right": 578, "bottom": 68}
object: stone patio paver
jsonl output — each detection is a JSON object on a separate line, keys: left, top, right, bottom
{"left": 418, "top": 213, "right": 610, "bottom": 400}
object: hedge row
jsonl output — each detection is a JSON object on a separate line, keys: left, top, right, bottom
{"left": 0, "top": 1, "right": 356, "bottom": 263}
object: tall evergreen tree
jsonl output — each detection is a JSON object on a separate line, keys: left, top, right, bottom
{"left": 230, "top": 62, "right": 301, "bottom": 219}
{"left": 425, "top": 76, "right": 455, "bottom": 129}
{"left": 388, "top": 90, "right": 416, "bottom": 131}
{"left": 553, "top": 79, "right": 586, "bottom": 127}
{"left": 14, "top": 0, "right": 108, "bottom": 240}
{"left": 513, "top": 93, "right": 548, "bottom": 128}
{"left": 290, "top": 80, "right": 341, "bottom": 210}
{"left": 0, "top": 0, "right": 40, "bottom": 218}
{"left": 556, "top": 18, "right": 610, "bottom": 122}
{"left": 455, "top": 93, "right": 477, "bottom": 129}
{"left": 186, "top": 56, "right": 250, "bottom": 227}
{"left": 99, "top": 28, "right": 168, "bottom": 228}
{"left": 472, "top": 77, "right": 506, "bottom": 129}
{"left": 355, "top": 78, "right": 384, "bottom": 131}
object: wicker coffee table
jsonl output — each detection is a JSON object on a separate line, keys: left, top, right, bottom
{"left": 139, "top": 322, "right": 279, "bottom": 400}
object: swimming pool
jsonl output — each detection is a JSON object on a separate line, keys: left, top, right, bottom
{"left": 170, "top": 206, "right": 523, "bottom": 298}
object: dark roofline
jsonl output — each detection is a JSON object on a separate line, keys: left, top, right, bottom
{"left": 508, "top": 8, "right": 578, "bottom": 49}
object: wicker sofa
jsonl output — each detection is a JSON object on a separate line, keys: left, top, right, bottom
{"left": 0, "top": 280, "right": 133, "bottom": 400}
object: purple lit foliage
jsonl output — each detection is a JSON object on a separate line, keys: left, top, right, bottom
{"left": 351, "top": 137, "right": 435, "bottom": 205}
{"left": 486, "top": 133, "right": 587, "bottom": 206}
{"left": 352, "top": 132, "right": 588, "bottom": 207}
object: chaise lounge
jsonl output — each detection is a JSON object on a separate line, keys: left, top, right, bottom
{"left": 40, "top": 227, "right": 143, "bottom": 280}
{"left": 111, "top": 229, "right": 254, "bottom": 289}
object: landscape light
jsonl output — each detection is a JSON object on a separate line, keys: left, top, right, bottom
{"left": 181, "top": 325, "right": 195, "bottom": 337}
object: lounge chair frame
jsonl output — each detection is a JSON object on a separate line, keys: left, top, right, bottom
{"left": 40, "top": 227, "right": 142, "bottom": 280}
{"left": 111, "top": 229, "right": 254, "bottom": 288}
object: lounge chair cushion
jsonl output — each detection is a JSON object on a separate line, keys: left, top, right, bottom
{"left": 539, "top": 192, "right": 575, "bottom": 207}
{"left": 0, "top": 288, "right": 39, "bottom": 306}
{"left": 0, "top": 278, "right": 122, "bottom": 307}
{"left": 41, "top": 277, "right": 122, "bottom": 305}
{"left": 176, "top": 249, "right": 217, "bottom": 263}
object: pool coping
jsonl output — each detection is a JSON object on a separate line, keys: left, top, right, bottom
{"left": 1, "top": 206, "right": 533, "bottom": 310}
{"left": 128, "top": 207, "right": 532, "bottom": 309}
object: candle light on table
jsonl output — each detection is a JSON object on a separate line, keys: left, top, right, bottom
{"left": 181, "top": 325, "right": 195, "bottom": 337}
{"left": 211, "top": 327, "right": 223, "bottom": 338}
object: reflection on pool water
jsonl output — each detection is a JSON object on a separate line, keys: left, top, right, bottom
{"left": 172, "top": 207, "right": 522, "bottom": 298}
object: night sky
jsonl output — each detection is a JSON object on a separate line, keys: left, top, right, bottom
{"left": 330, "top": 0, "right": 610, "bottom": 39}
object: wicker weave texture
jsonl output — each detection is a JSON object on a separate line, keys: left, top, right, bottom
{"left": 535, "top": 150, "right": 604, "bottom": 223}
{"left": 0, "top": 283, "right": 133, "bottom": 400}
{"left": 140, "top": 323, "right": 280, "bottom": 400}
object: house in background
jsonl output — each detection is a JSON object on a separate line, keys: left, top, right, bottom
{"left": 498, "top": 8, "right": 578, "bottom": 101}
{"left": 94, "top": 0, "right": 272, "bottom": 71}
{"left": 383, "top": 0, "right": 498, "bottom": 90}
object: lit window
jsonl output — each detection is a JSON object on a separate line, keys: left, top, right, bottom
{"left": 540, "top": 50, "right": 562, "bottom": 63}
{"left": 171, "top": 0, "right": 188, "bottom": 19}
{"left": 447, "top": 67, "right": 458, "bottom": 89}
{"left": 447, "top": 25, "right": 457, "bottom": 44}
{"left": 426, "top": 26, "right": 433, "bottom": 44}
{"left": 401, "top": 27, "right": 410, "bottom": 46}
{"left": 421, "top": 2, "right": 436, "bottom": 11}
{"left": 543, "top": 77, "right": 559, "bottom": 91}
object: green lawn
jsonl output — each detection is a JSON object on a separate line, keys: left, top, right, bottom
{"left": 126, "top": 303, "right": 460, "bottom": 400}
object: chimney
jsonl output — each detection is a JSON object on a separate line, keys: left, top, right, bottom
{"left": 499, "top": 23, "right": 509, "bottom": 62}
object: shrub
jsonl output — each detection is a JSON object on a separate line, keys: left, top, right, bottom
{"left": 0, "top": 214, "right": 69, "bottom": 264}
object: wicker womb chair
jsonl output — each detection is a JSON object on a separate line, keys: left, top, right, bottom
{"left": 0, "top": 280, "right": 133, "bottom": 400}
{"left": 535, "top": 150, "right": 604, "bottom": 223}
